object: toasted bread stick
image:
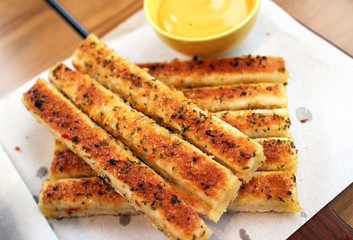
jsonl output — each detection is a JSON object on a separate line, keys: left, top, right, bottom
{"left": 39, "top": 177, "right": 138, "bottom": 218}
{"left": 181, "top": 83, "right": 287, "bottom": 112}
{"left": 49, "top": 63, "right": 241, "bottom": 222}
{"left": 39, "top": 172, "right": 300, "bottom": 218}
{"left": 72, "top": 34, "right": 265, "bottom": 182}
{"left": 51, "top": 137, "right": 297, "bottom": 180}
{"left": 22, "top": 79, "right": 211, "bottom": 240}
{"left": 137, "top": 56, "right": 289, "bottom": 88}
{"left": 215, "top": 109, "right": 291, "bottom": 138}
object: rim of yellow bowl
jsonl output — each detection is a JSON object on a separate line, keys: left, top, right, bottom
{"left": 144, "top": 0, "right": 261, "bottom": 42}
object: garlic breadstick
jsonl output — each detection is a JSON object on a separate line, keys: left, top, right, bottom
{"left": 137, "top": 56, "right": 288, "bottom": 88}
{"left": 39, "top": 177, "right": 137, "bottom": 218}
{"left": 181, "top": 83, "right": 287, "bottom": 112}
{"left": 215, "top": 109, "right": 291, "bottom": 138}
{"left": 39, "top": 172, "right": 300, "bottom": 218}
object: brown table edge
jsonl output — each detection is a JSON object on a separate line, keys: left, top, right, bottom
{"left": 273, "top": 3, "right": 353, "bottom": 59}
{"left": 288, "top": 183, "right": 353, "bottom": 239}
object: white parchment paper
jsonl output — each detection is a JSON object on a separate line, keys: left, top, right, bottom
{"left": 0, "top": 0, "right": 352, "bottom": 239}
{"left": 0, "top": 142, "right": 58, "bottom": 240}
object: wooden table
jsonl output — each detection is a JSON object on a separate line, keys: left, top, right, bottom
{"left": 1, "top": 0, "right": 352, "bottom": 238}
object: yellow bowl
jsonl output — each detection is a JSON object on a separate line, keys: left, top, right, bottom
{"left": 144, "top": 0, "right": 261, "bottom": 57}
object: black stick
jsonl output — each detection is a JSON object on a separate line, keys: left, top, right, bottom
{"left": 45, "top": 0, "right": 90, "bottom": 38}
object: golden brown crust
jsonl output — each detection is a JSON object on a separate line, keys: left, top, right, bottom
{"left": 72, "top": 33, "right": 265, "bottom": 182}
{"left": 240, "top": 171, "right": 294, "bottom": 201}
{"left": 49, "top": 63, "right": 240, "bottom": 222}
{"left": 39, "top": 172, "right": 300, "bottom": 218}
{"left": 229, "top": 171, "right": 300, "bottom": 212}
{"left": 137, "top": 56, "right": 288, "bottom": 88}
{"left": 255, "top": 138, "right": 298, "bottom": 172}
{"left": 215, "top": 109, "right": 291, "bottom": 138}
{"left": 22, "top": 79, "right": 211, "bottom": 240}
{"left": 50, "top": 139, "right": 96, "bottom": 179}
{"left": 39, "top": 177, "right": 131, "bottom": 212}
{"left": 181, "top": 83, "right": 287, "bottom": 112}
{"left": 39, "top": 176, "right": 211, "bottom": 219}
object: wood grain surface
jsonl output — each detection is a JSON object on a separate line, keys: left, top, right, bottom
{"left": 0, "top": 0, "right": 352, "bottom": 238}
{"left": 0, "top": 0, "right": 143, "bottom": 97}
{"left": 288, "top": 203, "right": 353, "bottom": 239}
{"left": 274, "top": 0, "right": 353, "bottom": 58}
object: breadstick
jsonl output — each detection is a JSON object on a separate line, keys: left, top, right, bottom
{"left": 181, "top": 83, "right": 287, "bottom": 112}
{"left": 137, "top": 56, "right": 288, "bottom": 88}
{"left": 215, "top": 109, "right": 291, "bottom": 138}
{"left": 39, "top": 172, "right": 300, "bottom": 218}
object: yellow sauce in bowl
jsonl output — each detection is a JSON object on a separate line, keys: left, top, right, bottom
{"left": 157, "top": 0, "right": 253, "bottom": 38}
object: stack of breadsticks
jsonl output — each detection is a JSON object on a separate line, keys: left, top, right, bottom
{"left": 22, "top": 34, "right": 300, "bottom": 240}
